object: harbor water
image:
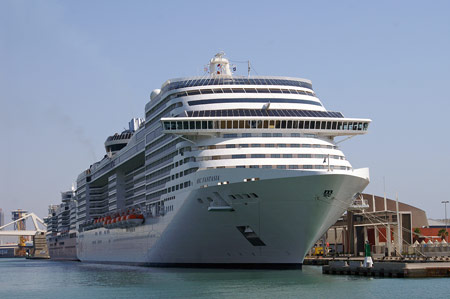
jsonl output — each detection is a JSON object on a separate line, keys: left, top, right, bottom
{"left": 0, "top": 258, "right": 448, "bottom": 298}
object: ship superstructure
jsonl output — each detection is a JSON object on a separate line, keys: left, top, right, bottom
{"left": 49, "top": 53, "right": 371, "bottom": 268}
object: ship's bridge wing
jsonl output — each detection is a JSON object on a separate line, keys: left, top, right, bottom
{"left": 161, "top": 109, "right": 370, "bottom": 137}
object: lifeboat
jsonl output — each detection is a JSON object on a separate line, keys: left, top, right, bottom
{"left": 110, "top": 218, "right": 117, "bottom": 229}
{"left": 126, "top": 214, "right": 144, "bottom": 227}
{"left": 103, "top": 216, "right": 112, "bottom": 228}
{"left": 105, "top": 219, "right": 113, "bottom": 229}
{"left": 117, "top": 215, "right": 127, "bottom": 228}
{"left": 112, "top": 217, "right": 121, "bottom": 229}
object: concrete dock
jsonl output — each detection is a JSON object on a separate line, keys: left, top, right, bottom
{"left": 322, "top": 261, "right": 450, "bottom": 278}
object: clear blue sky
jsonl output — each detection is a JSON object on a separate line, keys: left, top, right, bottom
{"left": 1, "top": 0, "right": 449, "bottom": 221}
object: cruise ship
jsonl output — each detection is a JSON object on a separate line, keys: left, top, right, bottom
{"left": 48, "top": 53, "right": 371, "bottom": 268}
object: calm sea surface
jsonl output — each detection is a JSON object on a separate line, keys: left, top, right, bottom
{"left": 0, "top": 258, "right": 448, "bottom": 298}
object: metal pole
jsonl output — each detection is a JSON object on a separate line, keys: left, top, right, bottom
{"left": 442, "top": 201, "right": 449, "bottom": 243}
{"left": 396, "top": 193, "right": 402, "bottom": 256}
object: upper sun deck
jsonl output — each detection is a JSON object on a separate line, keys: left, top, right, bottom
{"left": 159, "top": 75, "right": 313, "bottom": 94}
{"left": 145, "top": 53, "right": 315, "bottom": 113}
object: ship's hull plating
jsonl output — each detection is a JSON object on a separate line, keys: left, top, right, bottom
{"left": 77, "top": 169, "right": 369, "bottom": 268}
{"left": 48, "top": 235, "right": 79, "bottom": 261}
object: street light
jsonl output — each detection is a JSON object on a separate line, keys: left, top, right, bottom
{"left": 442, "top": 200, "right": 449, "bottom": 243}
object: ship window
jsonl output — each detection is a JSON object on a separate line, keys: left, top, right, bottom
{"left": 233, "top": 88, "right": 245, "bottom": 93}
{"left": 332, "top": 122, "right": 337, "bottom": 130}
{"left": 310, "top": 121, "right": 315, "bottom": 129}
{"left": 277, "top": 165, "right": 286, "bottom": 169}
{"left": 200, "top": 89, "right": 213, "bottom": 94}
{"left": 177, "top": 122, "right": 182, "bottom": 130}
{"left": 222, "top": 88, "right": 232, "bottom": 93}
{"left": 304, "top": 121, "right": 310, "bottom": 129}
{"left": 299, "top": 121, "right": 304, "bottom": 129}
{"left": 363, "top": 123, "right": 368, "bottom": 130}
{"left": 326, "top": 122, "right": 332, "bottom": 130}
{"left": 271, "top": 154, "right": 280, "bottom": 158}
{"left": 187, "top": 90, "right": 200, "bottom": 95}
{"left": 232, "top": 154, "right": 246, "bottom": 159}
{"left": 196, "top": 121, "right": 201, "bottom": 129}
{"left": 289, "top": 165, "right": 299, "bottom": 169}
{"left": 164, "top": 122, "right": 170, "bottom": 130}
{"left": 189, "top": 121, "right": 195, "bottom": 129}
{"left": 183, "top": 122, "right": 189, "bottom": 130}
{"left": 213, "top": 88, "right": 223, "bottom": 93}
{"left": 343, "top": 122, "right": 348, "bottom": 130}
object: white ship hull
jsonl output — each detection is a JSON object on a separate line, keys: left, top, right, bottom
{"left": 77, "top": 168, "right": 369, "bottom": 268}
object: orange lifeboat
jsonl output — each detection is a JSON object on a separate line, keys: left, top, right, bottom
{"left": 126, "top": 214, "right": 144, "bottom": 226}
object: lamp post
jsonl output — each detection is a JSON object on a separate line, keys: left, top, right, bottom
{"left": 442, "top": 200, "right": 449, "bottom": 243}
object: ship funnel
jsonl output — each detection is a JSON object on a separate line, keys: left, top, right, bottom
{"left": 209, "top": 52, "right": 232, "bottom": 77}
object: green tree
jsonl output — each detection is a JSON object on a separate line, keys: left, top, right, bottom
{"left": 413, "top": 228, "right": 421, "bottom": 241}
{"left": 438, "top": 228, "right": 448, "bottom": 240}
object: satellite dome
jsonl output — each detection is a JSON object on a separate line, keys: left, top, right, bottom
{"left": 150, "top": 89, "right": 161, "bottom": 101}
